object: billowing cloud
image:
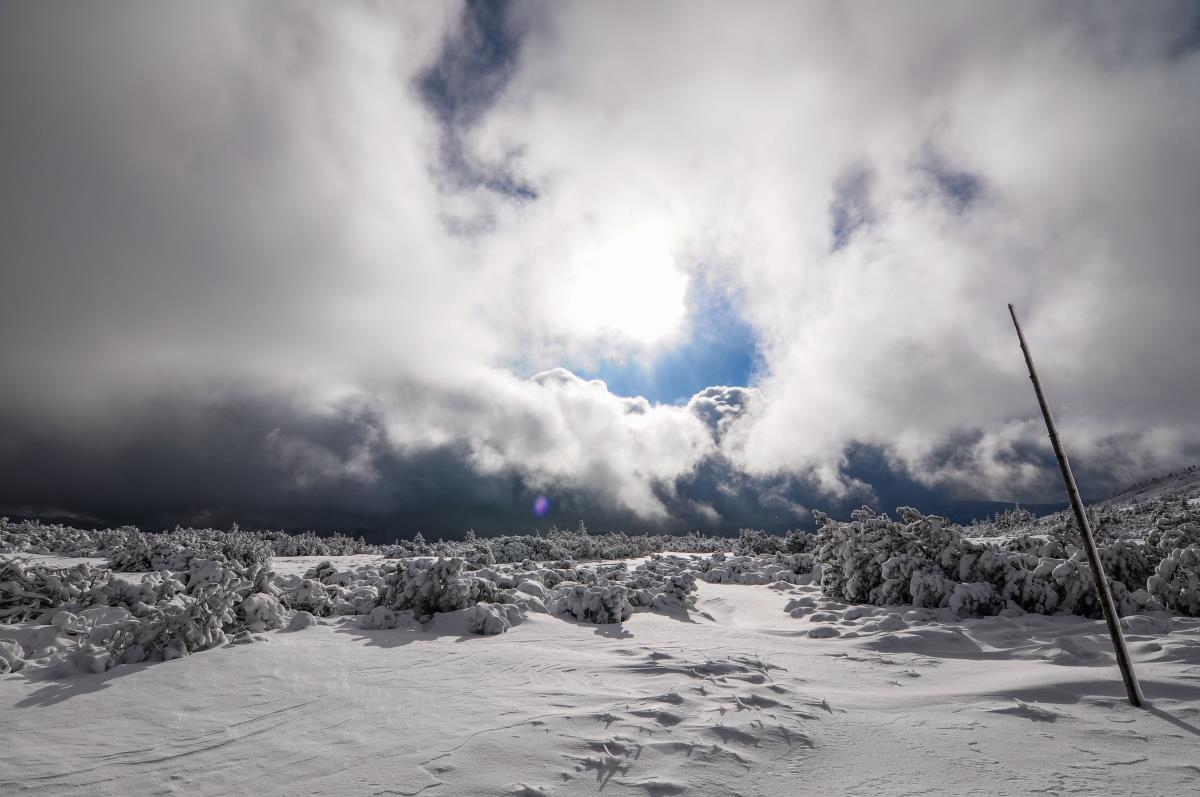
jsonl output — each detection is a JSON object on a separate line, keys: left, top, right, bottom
{"left": 1, "top": 1, "right": 1198, "bottom": 535}
{"left": 471, "top": 0, "right": 1200, "bottom": 499}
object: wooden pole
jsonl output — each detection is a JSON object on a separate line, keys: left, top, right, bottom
{"left": 1007, "top": 303, "right": 1145, "bottom": 707}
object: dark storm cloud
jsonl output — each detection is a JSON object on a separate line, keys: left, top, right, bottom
{"left": 0, "top": 391, "right": 613, "bottom": 539}
{"left": 0, "top": 387, "right": 790, "bottom": 539}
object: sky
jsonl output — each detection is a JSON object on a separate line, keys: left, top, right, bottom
{"left": 2, "top": 1, "right": 1199, "bottom": 539}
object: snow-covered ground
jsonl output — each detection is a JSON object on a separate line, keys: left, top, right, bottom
{"left": 4, "top": 558, "right": 1199, "bottom": 796}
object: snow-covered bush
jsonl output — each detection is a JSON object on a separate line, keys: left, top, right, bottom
{"left": 377, "top": 557, "right": 499, "bottom": 623}
{"left": 784, "top": 530, "right": 819, "bottom": 554}
{"left": 465, "top": 602, "right": 522, "bottom": 635}
{"left": 0, "top": 557, "right": 109, "bottom": 622}
{"left": 2, "top": 512, "right": 730, "bottom": 571}
{"left": 238, "top": 593, "right": 287, "bottom": 632}
{"left": 104, "top": 588, "right": 233, "bottom": 664}
{"left": 948, "top": 582, "right": 1004, "bottom": 617}
{"left": 102, "top": 526, "right": 273, "bottom": 573}
{"left": 735, "top": 529, "right": 786, "bottom": 556}
{"left": 287, "top": 610, "right": 318, "bottom": 631}
{"left": 1146, "top": 509, "right": 1200, "bottom": 554}
{"left": 278, "top": 578, "right": 334, "bottom": 616}
{"left": 617, "top": 556, "right": 700, "bottom": 612}
{"left": 1148, "top": 547, "right": 1200, "bottom": 616}
{"left": 551, "top": 583, "right": 633, "bottom": 624}
{"left": 814, "top": 505, "right": 1186, "bottom": 618}
{"left": 304, "top": 560, "right": 339, "bottom": 582}
{"left": 330, "top": 585, "right": 381, "bottom": 616}
{"left": 102, "top": 570, "right": 185, "bottom": 610}
{"left": 0, "top": 638, "right": 26, "bottom": 674}
{"left": 702, "top": 555, "right": 780, "bottom": 585}
{"left": 360, "top": 606, "right": 397, "bottom": 630}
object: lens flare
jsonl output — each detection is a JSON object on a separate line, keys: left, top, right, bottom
{"left": 533, "top": 495, "right": 550, "bottom": 517}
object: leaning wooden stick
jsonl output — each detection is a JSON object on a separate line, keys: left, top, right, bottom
{"left": 1008, "top": 303, "right": 1146, "bottom": 707}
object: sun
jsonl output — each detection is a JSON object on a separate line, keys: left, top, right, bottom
{"left": 560, "top": 227, "right": 689, "bottom": 346}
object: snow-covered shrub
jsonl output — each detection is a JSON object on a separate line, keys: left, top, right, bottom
{"left": 551, "top": 583, "right": 633, "bottom": 624}
{"left": 983, "top": 505, "right": 1038, "bottom": 532}
{"left": 647, "top": 571, "right": 697, "bottom": 612}
{"left": 217, "top": 535, "right": 273, "bottom": 570}
{"left": 905, "top": 569, "right": 957, "bottom": 609}
{"left": 0, "top": 557, "right": 109, "bottom": 622}
{"left": 3, "top": 513, "right": 732, "bottom": 569}
{"left": 815, "top": 507, "right": 909, "bottom": 603}
{"left": 102, "top": 586, "right": 236, "bottom": 664}
{"left": 735, "top": 529, "right": 785, "bottom": 556}
{"left": 360, "top": 606, "right": 397, "bottom": 630}
{"left": 278, "top": 578, "right": 334, "bottom": 616}
{"left": 1146, "top": 509, "right": 1200, "bottom": 554}
{"left": 304, "top": 560, "right": 339, "bottom": 581}
{"left": 465, "top": 602, "right": 522, "bottom": 635}
{"left": 460, "top": 530, "right": 497, "bottom": 567}
{"left": 814, "top": 505, "right": 1186, "bottom": 619}
{"left": 948, "top": 582, "right": 1004, "bottom": 617}
{"left": 377, "top": 557, "right": 499, "bottom": 623}
{"left": 238, "top": 593, "right": 287, "bottom": 632}
{"left": 784, "top": 530, "right": 818, "bottom": 554}
{"left": 474, "top": 567, "right": 517, "bottom": 590}
{"left": 330, "top": 585, "right": 381, "bottom": 616}
{"left": 287, "top": 611, "right": 318, "bottom": 631}
{"left": 102, "top": 532, "right": 182, "bottom": 572}
{"left": 700, "top": 554, "right": 808, "bottom": 585}
{"left": 0, "top": 639, "right": 26, "bottom": 674}
{"left": 1098, "top": 539, "right": 1159, "bottom": 594}
{"left": 1148, "top": 547, "right": 1200, "bottom": 616}
{"left": 267, "top": 530, "right": 376, "bottom": 557}
{"left": 105, "top": 570, "right": 185, "bottom": 610}
{"left": 102, "top": 526, "right": 273, "bottom": 573}
{"left": 613, "top": 556, "right": 701, "bottom": 612}
{"left": 67, "top": 552, "right": 278, "bottom": 668}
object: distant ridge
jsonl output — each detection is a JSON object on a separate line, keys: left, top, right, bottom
{"left": 1104, "top": 464, "right": 1200, "bottom": 504}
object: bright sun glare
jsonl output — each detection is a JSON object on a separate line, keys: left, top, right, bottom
{"left": 562, "top": 229, "right": 688, "bottom": 345}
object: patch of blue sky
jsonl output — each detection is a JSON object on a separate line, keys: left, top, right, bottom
{"left": 576, "top": 273, "right": 760, "bottom": 405}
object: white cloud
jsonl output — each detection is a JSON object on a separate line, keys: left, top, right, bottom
{"left": 467, "top": 0, "right": 1200, "bottom": 499}
{"left": 2, "top": 1, "right": 1199, "bottom": 526}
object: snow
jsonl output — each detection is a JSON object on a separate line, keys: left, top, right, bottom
{"left": 3, "top": 560, "right": 1200, "bottom": 796}
{"left": 4, "top": 485, "right": 1200, "bottom": 794}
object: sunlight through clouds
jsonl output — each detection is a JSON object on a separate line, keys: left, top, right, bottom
{"left": 558, "top": 225, "right": 688, "bottom": 347}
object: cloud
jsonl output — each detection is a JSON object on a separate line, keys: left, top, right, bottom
{"left": 392, "top": 367, "right": 716, "bottom": 520}
{"left": 473, "top": 0, "right": 1200, "bottom": 496}
{"left": 1, "top": 2, "right": 1199, "bottom": 533}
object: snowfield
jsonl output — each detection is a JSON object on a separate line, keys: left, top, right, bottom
{"left": 3, "top": 557, "right": 1200, "bottom": 795}
{"left": 3, "top": 473, "right": 1200, "bottom": 795}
